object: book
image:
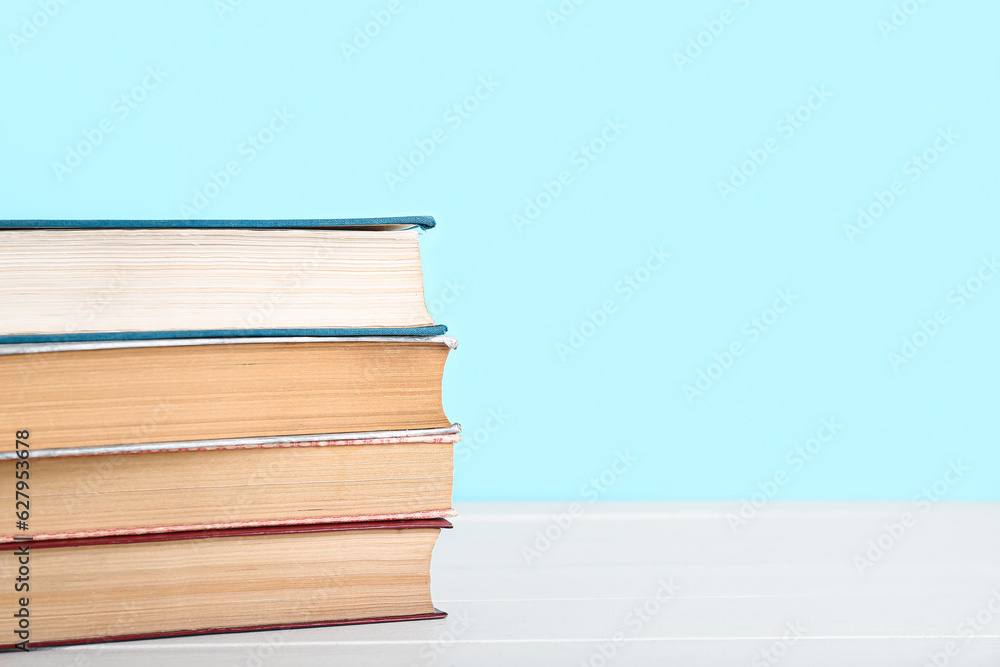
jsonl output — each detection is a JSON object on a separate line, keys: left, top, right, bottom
{"left": 0, "top": 336, "right": 456, "bottom": 454}
{"left": 0, "top": 431, "right": 458, "bottom": 541}
{"left": 0, "top": 218, "right": 443, "bottom": 344}
{"left": 0, "top": 519, "right": 449, "bottom": 649}
{"left": 0, "top": 217, "right": 436, "bottom": 230}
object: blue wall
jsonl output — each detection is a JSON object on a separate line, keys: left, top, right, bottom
{"left": 2, "top": 0, "right": 997, "bottom": 500}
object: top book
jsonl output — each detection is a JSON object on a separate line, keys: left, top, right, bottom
{"left": 0, "top": 216, "right": 436, "bottom": 230}
{"left": 0, "top": 217, "right": 444, "bottom": 343}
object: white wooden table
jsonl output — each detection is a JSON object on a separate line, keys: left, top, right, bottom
{"left": 10, "top": 502, "right": 1000, "bottom": 665}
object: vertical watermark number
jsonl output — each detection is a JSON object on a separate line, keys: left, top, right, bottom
{"left": 13, "top": 432, "right": 30, "bottom": 532}
{"left": 12, "top": 430, "right": 32, "bottom": 651}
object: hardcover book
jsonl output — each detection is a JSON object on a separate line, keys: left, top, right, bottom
{"left": 0, "top": 336, "right": 456, "bottom": 454}
{"left": 0, "top": 519, "right": 450, "bottom": 649}
{"left": 0, "top": 217, "right": 444, "bottom": 344}
{"left": 0, "top": 429, "right": 459, "bottom": 542}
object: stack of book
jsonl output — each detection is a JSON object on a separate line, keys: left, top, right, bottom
{"left": 0, "top": 217, "right": 458, "bottom": 649}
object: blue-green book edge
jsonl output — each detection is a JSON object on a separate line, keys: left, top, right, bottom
{"left": 0, "top": 216, "right": 435, "bottom": 230}
{"left": 0, "top": 326, "right": 448, "bottom": 345}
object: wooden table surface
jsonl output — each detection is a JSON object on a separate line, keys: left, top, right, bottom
{"left": 10, "top": 502, "right": 1000, "bottom": 666}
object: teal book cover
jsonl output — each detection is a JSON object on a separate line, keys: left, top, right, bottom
{"left": 0, "top": 217, "right": 446, "bottom": 344}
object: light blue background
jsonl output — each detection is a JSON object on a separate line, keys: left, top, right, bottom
{"left": 2, "top": 0, "right": 997, "bottom": 501}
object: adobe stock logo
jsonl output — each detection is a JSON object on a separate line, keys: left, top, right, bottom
{"left": 521, "top": 450, "right": 635, "bottom": 566}
{"left": 62, "top": 269, "right": 131, "bottom": 334}
{"left": 921, "top": 591, "right": 1000, "bottom": 667}
{"left": 878, "top": 0, "right": 930, "bottom": 39}
{"left": 673, "top": 0, "right": 754, "bottom": 72}
{"left": 545, "top": 0, "right": 587, "bottom": 30}
{"left": 888, "top": 255, "right": 997, "bottom": 371}
{"left": 578, "top": 578, "right": 679, "bottom": 667}
{"left": 214, "top": 0, "right": 245, "bottom": 20}
{"left": 179, "top": 109, "right": 293, "bottom": 217}
{"left": 385, "top": 76, "right": 500, "bottom": 191}
{"left": 717, "top": 86, "right": 833, "bottom": 201}
{"left": 556, "top": 247, "right": 668, "bottom": 361}
{"left": 512, "top": 118, "right": 626, "bottom": 232}
{"left": 425, "top": 279, "right": 466, "bottom": 319}
{"left": 726, "top": 418, "right": 843, "bottom": 533}
{"left": 853, "top": 460, "right": 967, "bottom": 575}
{"left": 51, "top": 67, "right": 167, "bottom": 182}
{"left": 341, "top": 0, "right": 406, "bottom": 62}
{"left": 8, "top": 0, "right": 72, "bottom": 52}
{"left": 750, "top": 621, "right": 806, "bottom": 667}
{"left": 844, "top": 127, "right": 957, "bottom": 244}
{"left": 456, "top": 407, "right": 509, "bottom": 462}
{"left": 684, "top": 289, "right": 798, "bottom": 403}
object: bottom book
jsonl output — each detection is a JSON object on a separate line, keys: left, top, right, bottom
{"left": 0, "top": 518, "right": 450, "bottom": 649}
